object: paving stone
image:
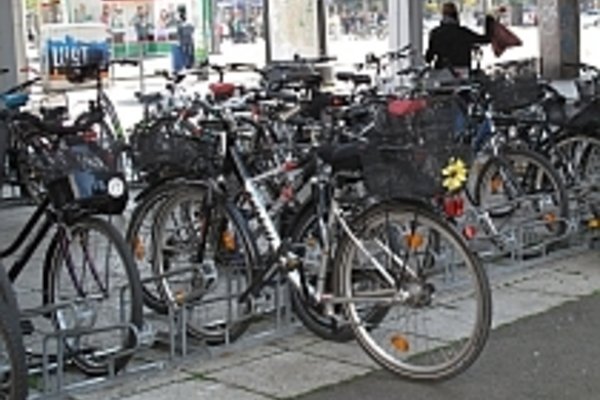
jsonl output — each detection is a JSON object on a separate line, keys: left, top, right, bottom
{"left": 122, "top": 380, "right": 270, "bottom": 400}
{"left": 491, "top": 288, "right": 576, "bottom": 329}
{"left": 71, "top": 370, "right": 192, "bottom": 400}
{"left": 180, "top": 343, "right": 284, "bottom": 375}
{"left": 298, "top": 340, "right": 378, "bottom": 369}
{"left": 206, "top": 351, "right": 371, "bottom": 398}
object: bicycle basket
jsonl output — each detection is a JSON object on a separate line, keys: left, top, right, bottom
{"left": 485, "top": 75, "right": 543, "bottom": 112}
{"left": 42, "top": 138, "right": 128, "bottom": 214}
{"left": 365, "top": 96, "right": 473, "bottom": 199}
{"left": 129, "top": 120, "right": 219, "bottom": 177}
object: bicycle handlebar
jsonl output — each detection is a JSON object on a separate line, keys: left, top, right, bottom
{"left": 110, "top": 58, "right": 139, "bottom": 67}
{"left": 3, "top": 77, "right": 41, "bottom": 95}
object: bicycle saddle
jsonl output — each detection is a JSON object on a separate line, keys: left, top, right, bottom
{"left": 316, "top": 142, "right": 364, "bottom": 172}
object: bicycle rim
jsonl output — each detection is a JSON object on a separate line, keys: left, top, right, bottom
{"left": 152, "top": 185, "right": 255, "bottom": 344}
{"left": 47, "top": 217, "right": 143, "bottom": 376}
{"left": 339, "top": 202, "right": 491, "bottom": 380}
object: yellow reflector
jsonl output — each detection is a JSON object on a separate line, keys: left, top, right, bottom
{"left": 222, "top": 230, "right": 236, "bottom": 251}
{"left": 404, "top": 233, "right": 424, "bottom": 250}
{"left": 133, "top": 236, "right": 145, "bottom": 261}
{"left": 588, "top": 218, "right": 600, "bottom": 229}
{"left": 391, "top": 335, "right": 410, "bottom": 352}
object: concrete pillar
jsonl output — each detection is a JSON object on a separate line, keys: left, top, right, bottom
{"left": 388, "top": 0, "right": 423, "bottom": 65}
{"left": 538, "top": 0, "right": 580, "bottom": 79}
{"left": 0, "top": 0, "right": 27, "bottom": 92}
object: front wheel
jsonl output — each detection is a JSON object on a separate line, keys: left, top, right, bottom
{"left": 338, "top": 201, "right": 491, "bottom": 381}
{"left": 45, "top": 216, "right": 143, "bottom": 376}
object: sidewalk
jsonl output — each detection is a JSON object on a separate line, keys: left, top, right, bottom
{"left": 65, "top": 249, "right": 599, "bottom": 400}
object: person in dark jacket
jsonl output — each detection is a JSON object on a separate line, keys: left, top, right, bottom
{"left": 425, "top": 2, "right": 495, "bottom": 69}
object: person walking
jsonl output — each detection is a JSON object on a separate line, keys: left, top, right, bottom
{"left": 425, "top": 2, "right": 495, "bottom": 70}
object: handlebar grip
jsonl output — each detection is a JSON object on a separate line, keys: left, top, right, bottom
{"left": 0, "top": 68, "right": 8, "bottom": 75}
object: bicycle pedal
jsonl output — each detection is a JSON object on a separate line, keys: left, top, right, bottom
{"left": 20, "top": 318, "right": 35, "bottom": 336}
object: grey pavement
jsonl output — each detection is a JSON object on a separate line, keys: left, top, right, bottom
{"left": 64, "top": 249, "right": 599, "bottom": 400}
{"left": 294, "top": 292, "right": 600, "bottom": 400}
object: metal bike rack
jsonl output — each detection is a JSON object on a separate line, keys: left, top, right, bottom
{"left": 21, "top": 290, "right": 161, "bottom": 399}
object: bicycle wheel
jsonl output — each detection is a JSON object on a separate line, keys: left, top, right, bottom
{"left": 474, "top": 147, "right": 569, "bottom": 253}
{"left": 552, "top": 133, "right": 600, "bottom": 216}
{"left": 152, "top": 184, "right": 257, "bottom": 345}
{"left": 289, "top": 205, "right": 388, "bottom": 342}
{"left": 338, "top": 201, "right": 491, "bottom": 381}
{"left": 126, "top": 180, "right": 184, "bottom": 313}
{"left": 44, "top": 216, "right": 143, "bottom": 376}
{"left": 0, "top": 266, "right": 28, "bottom": 400}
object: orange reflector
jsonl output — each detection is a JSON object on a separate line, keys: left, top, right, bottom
{"left": 391, "top": 335, "right": 410, "bottom": 352}
{"left": 222, "top": 231, "right": 236, "bottom": 251}
{"left": 174, "top": 290, "right": 186, "bottom": 305}
{"left": 133, "top": 237, "right": 145, "bottom": 261}
{"left": 463, "top": 225, "right": 477, "bottom": 240}
{"left": 543, "top": 213, "right": 557, "bottom": 224}
{"left": 404, "top": 233, "right": 424, "bottom": 250}
{"left": 490, "top": 176, "right": 503, "bottom": 194}
{"left": 589, "top": 219, "right": 600, "bottom": 229}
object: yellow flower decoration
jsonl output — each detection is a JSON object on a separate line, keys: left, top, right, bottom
{"left": 442, "top": 158, "right": 468, "bottom": 192}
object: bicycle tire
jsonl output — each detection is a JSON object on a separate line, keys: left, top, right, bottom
{"left": 0, "top": 266, "right": 28, "bottom": 400}
{"left": 552, "top": 133, "right": 600, "bottom": 189}
{"left": 473, "top": 147, "right": 569, "bottom": 255}
{"left": 44, "top": 216, "right": 143, "bottom": 376}
{"left": 151, "top": 184, "right": 258, "bottom": 345}
{"left": 338, "top": 201, "right": 491, "bottom": 381}
{"left": 289, "top": 205, "right": 388, "bottom": 342}
{"left": 126, "top": 180, "right": 186, "bottom": 314}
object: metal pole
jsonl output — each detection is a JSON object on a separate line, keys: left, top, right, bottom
{"left": 264, "top": 0, "right": 272, "bottom": 63}
{"left": 210, "top": 0, "right": 221, "bottom": 54}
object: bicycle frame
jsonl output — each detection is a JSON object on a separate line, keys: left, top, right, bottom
{"left": 228, "top": 143, "right": 414, "bottom": 307}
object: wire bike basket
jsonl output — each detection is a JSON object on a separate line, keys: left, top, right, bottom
{"left": 35, "top": 134, "right": 128, "bottom": 215}
{"left": 129, "top": 120, "right": 220, "bottom": 178}
{"left": 363, "top": 95, "right": 473, "bottom": 200}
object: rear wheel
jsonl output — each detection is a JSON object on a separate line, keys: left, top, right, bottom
{"left": 289, "top": 206, "right": 388, "bottom": 342}
{"left": 45, "top": 217, "right": 143, "bottom": 376}
{"left": 339, "top": 202, "right": 491, "bottom": 381}
{"left": 152, "top": 185, "right": 257, "bottom": 345}
{"left": 474, "top": 148, "right": 569, "bottom": 255}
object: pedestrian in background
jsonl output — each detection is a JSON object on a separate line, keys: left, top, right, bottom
{"left": 425, "top": 2, "right": 495, "bottom": 70}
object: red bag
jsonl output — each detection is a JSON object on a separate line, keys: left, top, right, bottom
{"left": 491, "top": 20, "right": 522, "bottom": 57}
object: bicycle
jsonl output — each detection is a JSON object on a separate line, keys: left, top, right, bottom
{"left": 147, "top": 89, "right": 492, "bottom": 379}
{"left": 0, "top": 109, "right": 142, "bottom": 377}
